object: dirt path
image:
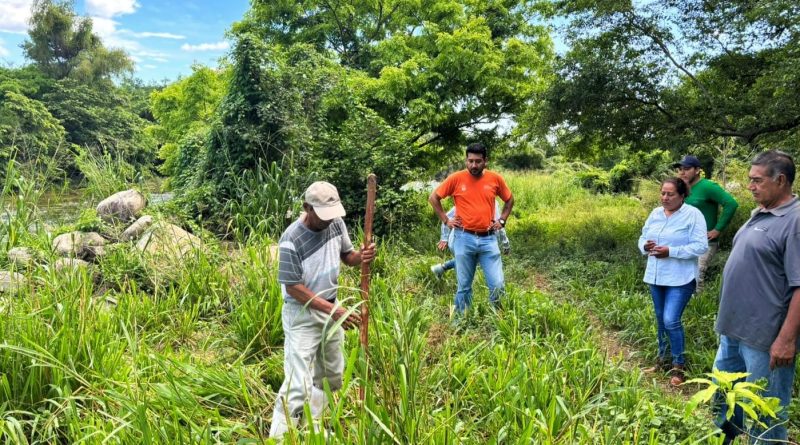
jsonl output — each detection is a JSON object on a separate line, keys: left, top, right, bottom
{"left": 522, "top": 269, "right": 697, "bottom": 397}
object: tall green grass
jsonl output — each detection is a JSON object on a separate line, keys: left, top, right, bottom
{"left": 503, "top": 168, "right": 800, "bottom": 436}
{"left": 74, "top": 147, "right": 145, "bottom": 200}
{"left": 1, "top": 164, "right": 749, "bottom": 443}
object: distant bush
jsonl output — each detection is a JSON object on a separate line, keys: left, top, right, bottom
{"left": 498, "top": 143, "right": 545, "bottom": 170}
{"left": 172, "top": 38, "right": 424, "bottom": 237}
{"left": 575, "top": 167, "right": 611, "bottom": 193}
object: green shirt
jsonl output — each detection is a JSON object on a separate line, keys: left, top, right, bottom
{"left": 685, "top": 178, "right": 739, "bottom": 233}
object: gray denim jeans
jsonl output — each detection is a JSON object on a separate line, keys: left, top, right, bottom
{"left": 696, "top": 240, "right": 719, "bottom": 290}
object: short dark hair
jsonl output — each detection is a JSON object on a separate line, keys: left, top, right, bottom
{"left": 662, "top": 177, "right": 689, "bottom": 198}
{"left": 752, "top": 150, "right": 795, "bottom": 185}
{"left": 466, "top": 142, "right": 487, "bottom": 159}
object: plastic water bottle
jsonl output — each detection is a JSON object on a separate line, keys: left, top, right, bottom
{"left": 496, "top": 228, "right": 510, "bottom": 254}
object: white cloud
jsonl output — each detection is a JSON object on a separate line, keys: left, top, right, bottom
{"left": 181, "top": 41, "right": 230, "bottom": 52}
{"left": 85, "top": 0, "right": 138, "bottom": 18}
{"left": 0, "top": 0, "right": 34, "bottom": 34}
{"left": 135, "top": 49, "right": 170, "bottom": 59}
{"left": 0, "top": 39, "right": 9, "bottom": 57}
{"left": 142, "top": 64, "right": 157, "bottom": 69}
{"left": 90, "top": 16, "right": 173, "bottom": 67}
{"left": 90, "top": 16, "right": 140, "bottom": 51}
{"left": 133, "top": 31, "right": 185, "bottom": 39}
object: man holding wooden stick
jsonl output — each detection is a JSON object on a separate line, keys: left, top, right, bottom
{"left": 269, "top": 181, "right": 376, "bottom": 438}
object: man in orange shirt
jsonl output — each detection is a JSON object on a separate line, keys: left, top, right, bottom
{"left": 429, "top": 142, "right": 514, "bottom": 314}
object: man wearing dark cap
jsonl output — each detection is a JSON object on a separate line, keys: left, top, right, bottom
{"left": 269, "top": 181, "right": 376, "bottom": 438}
{"left": 674, "top": 155, "right": 738, "bottom": 290}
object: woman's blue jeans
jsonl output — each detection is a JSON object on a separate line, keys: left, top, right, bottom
{"left": 452, "top": 229, "right": 505, "bottom": 313}
{"left": 648, "top": 280, "right": 695, "bottom": 365}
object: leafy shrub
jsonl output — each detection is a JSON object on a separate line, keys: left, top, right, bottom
{"left": 174, "top": 39, "right": 425, "bottom": 237}
{"left": 0, "top": 91, "right": 69, "bottom": 173}
{"left": 498, "top": 142, "right": 546, "bottom": 170}
{"left": 312, "top": 101, "right": 422, "bottom": 234}
{"left": 97, "top": 242, "right": 153, "bottom": 292}
{"left": 74, "top": 147, "right": 144, "bottom": 200}
{"left": 224, "top": 160, "right": 301, "bottom": 241}
{"left": 576, "top": 167, "right": 611, "bottom": 193}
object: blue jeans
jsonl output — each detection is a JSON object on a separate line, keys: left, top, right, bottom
{"left": 452, "top": 229, "right": 504, "bottom": 313}
{"left": 442, "top": 259, "right": 456, "bottom": 271}
{"left": 648, "top": 280, "right": 695, "bottom": 365}
{"left": 713, "top": 335, "right": 796, "bottom": 443}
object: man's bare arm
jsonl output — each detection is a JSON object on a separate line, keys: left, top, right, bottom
{"left": 429, "top": 191, "right": 448, "bottom": 224}
{"left": 500, "top": 195, "right": 514, "bottom": 222}
{"left": 341, "top": 243, "right": 376, "bottom": 267}
{"left": 284, "top": 283, "right": 361, "bottom": 329}
{"left": 770, "top": 287, "right": 800, "bottom": 369}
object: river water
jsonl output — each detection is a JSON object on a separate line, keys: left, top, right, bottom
{"left": 1, "top": 184, "right": 173, "bottom": 227}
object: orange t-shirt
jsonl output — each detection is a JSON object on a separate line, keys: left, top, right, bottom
{"left": 435, "top": 170, "right": 512, "bottom": 232}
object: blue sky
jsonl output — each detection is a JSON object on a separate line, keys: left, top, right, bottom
{"left": 0, "top": 0, "right": 250, "bottom": 83}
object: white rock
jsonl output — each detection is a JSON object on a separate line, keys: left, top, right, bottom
{"left": 53, "top": 231, "right": 106, "bottom": 259}
{"left": 7, "top": 247, "right": 35, "bottom": 267}
{"left": 0, "top": 271, "right": 26, "bottom": 294}
{"left": 120, "top": 215, "right": 154, "bottom": 242}
{"left": 96, "top": 189, "right": 146, "bottom": 223}
{"left": 53, "top": 258, "right": 91, "bottom": 272}
{"left": 136, "top": 222, "right": 202, "bottom": 259}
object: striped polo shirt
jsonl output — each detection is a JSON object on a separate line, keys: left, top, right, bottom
{"left": 278, "top": 216, "right": 354, "bottom": 303}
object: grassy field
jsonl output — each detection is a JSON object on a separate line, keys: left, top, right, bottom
{"left": 0, "top": 166, "right": 787, "bottom": 444}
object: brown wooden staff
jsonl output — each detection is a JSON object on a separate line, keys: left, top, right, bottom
{"left": 359, "top": 173, "right": 376, "bottom": 402}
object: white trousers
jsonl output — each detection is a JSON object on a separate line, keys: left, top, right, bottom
{"left": 269, "top": 300, "right": 344, "bottom": 438}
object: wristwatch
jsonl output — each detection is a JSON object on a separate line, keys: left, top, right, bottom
{"left": 498, "top": 218, "right": 506, "bottom": 227}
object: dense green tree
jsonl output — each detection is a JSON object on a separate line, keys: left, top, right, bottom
{"left": 22, "top": 0, "right": 133, "bottom": 83}
{"left": 42, "top": 79, "right": 156, "bottom": 168}
{"left": 174, "top": 37, "right": 424, "bottom": 233}
{"left": 233, "top": 0, "right": 553, "bottom": 156}
{"left": 149, "top": 66, "right": 228, "bottom": 144}
{"left": 0, "top": 91, "right": 68, "bottom": 168}
{"left": 200, "top": 38, "right": 322, "bottom": 189}
{"left": 163, "top": 1, "right": 556, "bottom": 235}
{"left": 535, "top": 0, "right": 800, "bottom": 159}
{"left": 148, "top": 65, "right": 228, "bottom": 180}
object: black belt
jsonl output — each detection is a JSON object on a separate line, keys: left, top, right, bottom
{"left": 460, "top": 228, "right": 495, "bottom": 237}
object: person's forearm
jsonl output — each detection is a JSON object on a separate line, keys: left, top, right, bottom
{"left": 776, "top": 288, "right": 800, "bottom": 345}
{"left": 285, "top": 283, "right": 335, "bottom": 314}
{"left": 500, "top": 196, "right": 514, "bottom": 221}
{"left": 429, "top": 192, "right": 448, "bottom": 223}
{"left": 342, "top": 250, "right": 362, "bottom": 267}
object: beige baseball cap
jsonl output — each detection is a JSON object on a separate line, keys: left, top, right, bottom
{"left": 304, "top": 181, "right": 346, "bottom": 221}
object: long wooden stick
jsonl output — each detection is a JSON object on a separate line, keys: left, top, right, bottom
{"left": 359, "top": 174, "right": 377, "bottom": 402}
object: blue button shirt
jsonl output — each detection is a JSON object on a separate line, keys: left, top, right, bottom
{"left": 638, "top": 204, "right": 709, "bottom": 286}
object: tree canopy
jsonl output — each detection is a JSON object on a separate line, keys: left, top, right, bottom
{"left": 163, "top": 0, "right": 556, "bottom": 235}
{"left": 22, "top": 0, "right": 133, "bottom": 83}
{"left": 232, "top": 0, "right": 554, "bottom": 154}
{"left": 534, "top": 0, "right": 800, "bottom": 159}
{"left": 0, "top": 1, "right": 154, "bottom": 181}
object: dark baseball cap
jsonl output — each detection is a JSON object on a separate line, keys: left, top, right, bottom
{"left": 672, "top": 155, "right": 701, "bottom": 169}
